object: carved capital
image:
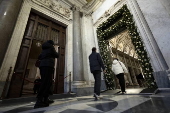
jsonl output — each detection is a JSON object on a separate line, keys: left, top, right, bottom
{"left": 69, "top": 19, "right": 73, "bottom": 24}
{"left": 104, "top": 10, "right": 110, "bottom": 17}
{"left": 84, "top": 12, "right": 93, "bottom": 17}
{"left": 71, "top": 5, "right": 80, "bottom": 12}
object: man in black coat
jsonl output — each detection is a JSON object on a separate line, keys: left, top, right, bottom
{"left": 89, "top": 47, "right": 105, "bottom": 100}
{"left": 34, "top": 40, "right": 59, "bottom": 109}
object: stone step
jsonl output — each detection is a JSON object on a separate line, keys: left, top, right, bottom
{"left": 154, "top": 88, "right": 170, "bottom": 94}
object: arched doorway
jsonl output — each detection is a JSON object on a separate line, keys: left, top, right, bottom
{"left": 96, "top": 5, "right": 157, "bottom": 90}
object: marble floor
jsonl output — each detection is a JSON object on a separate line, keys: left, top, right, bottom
{"left": 0, "top": 90, "right": 170, "bottom": 113}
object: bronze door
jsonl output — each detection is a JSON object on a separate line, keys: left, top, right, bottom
{"left": 7, "top": 13, "right": 66, "bottom": 98}
{"left": 7, "top": 15, "right": 36, "bottom": 98}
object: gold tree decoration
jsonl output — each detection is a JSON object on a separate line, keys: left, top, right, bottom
{"left": 97, "top": 5, "right": 157, "bottom": 89}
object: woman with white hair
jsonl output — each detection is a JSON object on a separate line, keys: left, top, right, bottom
{"left": 112, "top": 58, "right": 128, "bottom": 94}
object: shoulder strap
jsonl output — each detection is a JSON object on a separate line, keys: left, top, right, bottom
{"left": 118, "top": 61, "right": 125, "bottom": 72}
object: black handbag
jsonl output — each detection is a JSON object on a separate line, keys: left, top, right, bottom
{"left": 35, "top": 59, "right": 41, "bottom": 67}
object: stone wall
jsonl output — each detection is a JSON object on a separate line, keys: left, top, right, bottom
{"left": 136, "top": 0, "right": 170, "bottom": 69}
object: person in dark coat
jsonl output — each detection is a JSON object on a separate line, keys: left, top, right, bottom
{"left": 34, "top": 40, "right": 59, "bottom": 109}
{"left": 89, "top": 47, "right": 105, "bottom": 100}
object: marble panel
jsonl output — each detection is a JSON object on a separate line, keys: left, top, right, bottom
{"left": 136, "top": 0, "right": 170, "bottom": 69}
{"left": 0, "top": 0, "right": 23, "bottom": 67}
{"left": 88, "top": 101, "right": 118, "bottom": 112}
{"left": 160, "top": 0, "right": 170, "bottom": 14}
{"left": 72, "top": 87, "right": 94, "bottom": 96}
{"left": 153, "top": 70, "right": 170, "bottom": 88}
{"left": 122, "top": 97, "right": 170, "bottom": 113}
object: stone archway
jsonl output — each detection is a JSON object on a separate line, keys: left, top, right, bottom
{"left": 96, "top": 5, "right": 157, "bottom": 89}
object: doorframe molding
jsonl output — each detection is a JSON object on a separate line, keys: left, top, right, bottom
{"left": 0, "top": 0, "right": 73, "bottom": 97}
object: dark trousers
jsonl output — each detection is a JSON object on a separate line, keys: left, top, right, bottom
{"left": 116, "top": 73, "right": 125, "bottom": 92}
{"left": 92, "top": 70, "right": 101, "bottom": 96}
{"left": 37, "top": 67, "right": 53, "bottom": 100}
{"left": 33, "top": 85, "right": 40, "bottom": 94}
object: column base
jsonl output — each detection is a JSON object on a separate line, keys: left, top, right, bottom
{"left": 72, "top": 80, "right": 107, "bottom": 96}
{"left": 72, "top": 87, "right": 94, "bottom": 96}
{"left": 155, "top": 88, "right": 170, "bottom": 94}
{"left": 72, "top": 81, "right": 86, "bottom": 86}
{"left": 72, "top": 81, "right": 92, "bottom": 96}
{"left": 153, "top": 70, "right": 170, "bottom": 88}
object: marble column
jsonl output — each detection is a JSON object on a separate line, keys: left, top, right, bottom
{"left": 72, "top": 6, "right": 85, "bottom": 82}
{"left": 0, "top": 0, "right": 23, "bottom": 68}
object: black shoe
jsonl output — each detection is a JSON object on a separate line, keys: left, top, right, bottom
{"left": 117, "top": 91, "right": 122, "bottom": 94}
{"left": 44, "top": 97, "right": 54, "bottom": 104}
{"left": 94, "top": 98, "right": 98, "bottom": 101}
{"left": 47, "top": 99, "right": 54, "bottom": 104}
{"left": 122, "top": 91, "right": 126, "bottom": 94}
{"left": 94, "top": 93, "right": 100, "bottom": 101}
{"left": 34, "top": 101, "right": 49, "bottom": 109}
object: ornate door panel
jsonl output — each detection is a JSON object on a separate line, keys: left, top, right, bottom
{"left": 7, "top": 15, "right": 36, "bottom": 98}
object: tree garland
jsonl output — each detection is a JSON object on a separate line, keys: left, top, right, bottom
{"left": 97, "top": 5, "right": 157, "bottom": 89}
